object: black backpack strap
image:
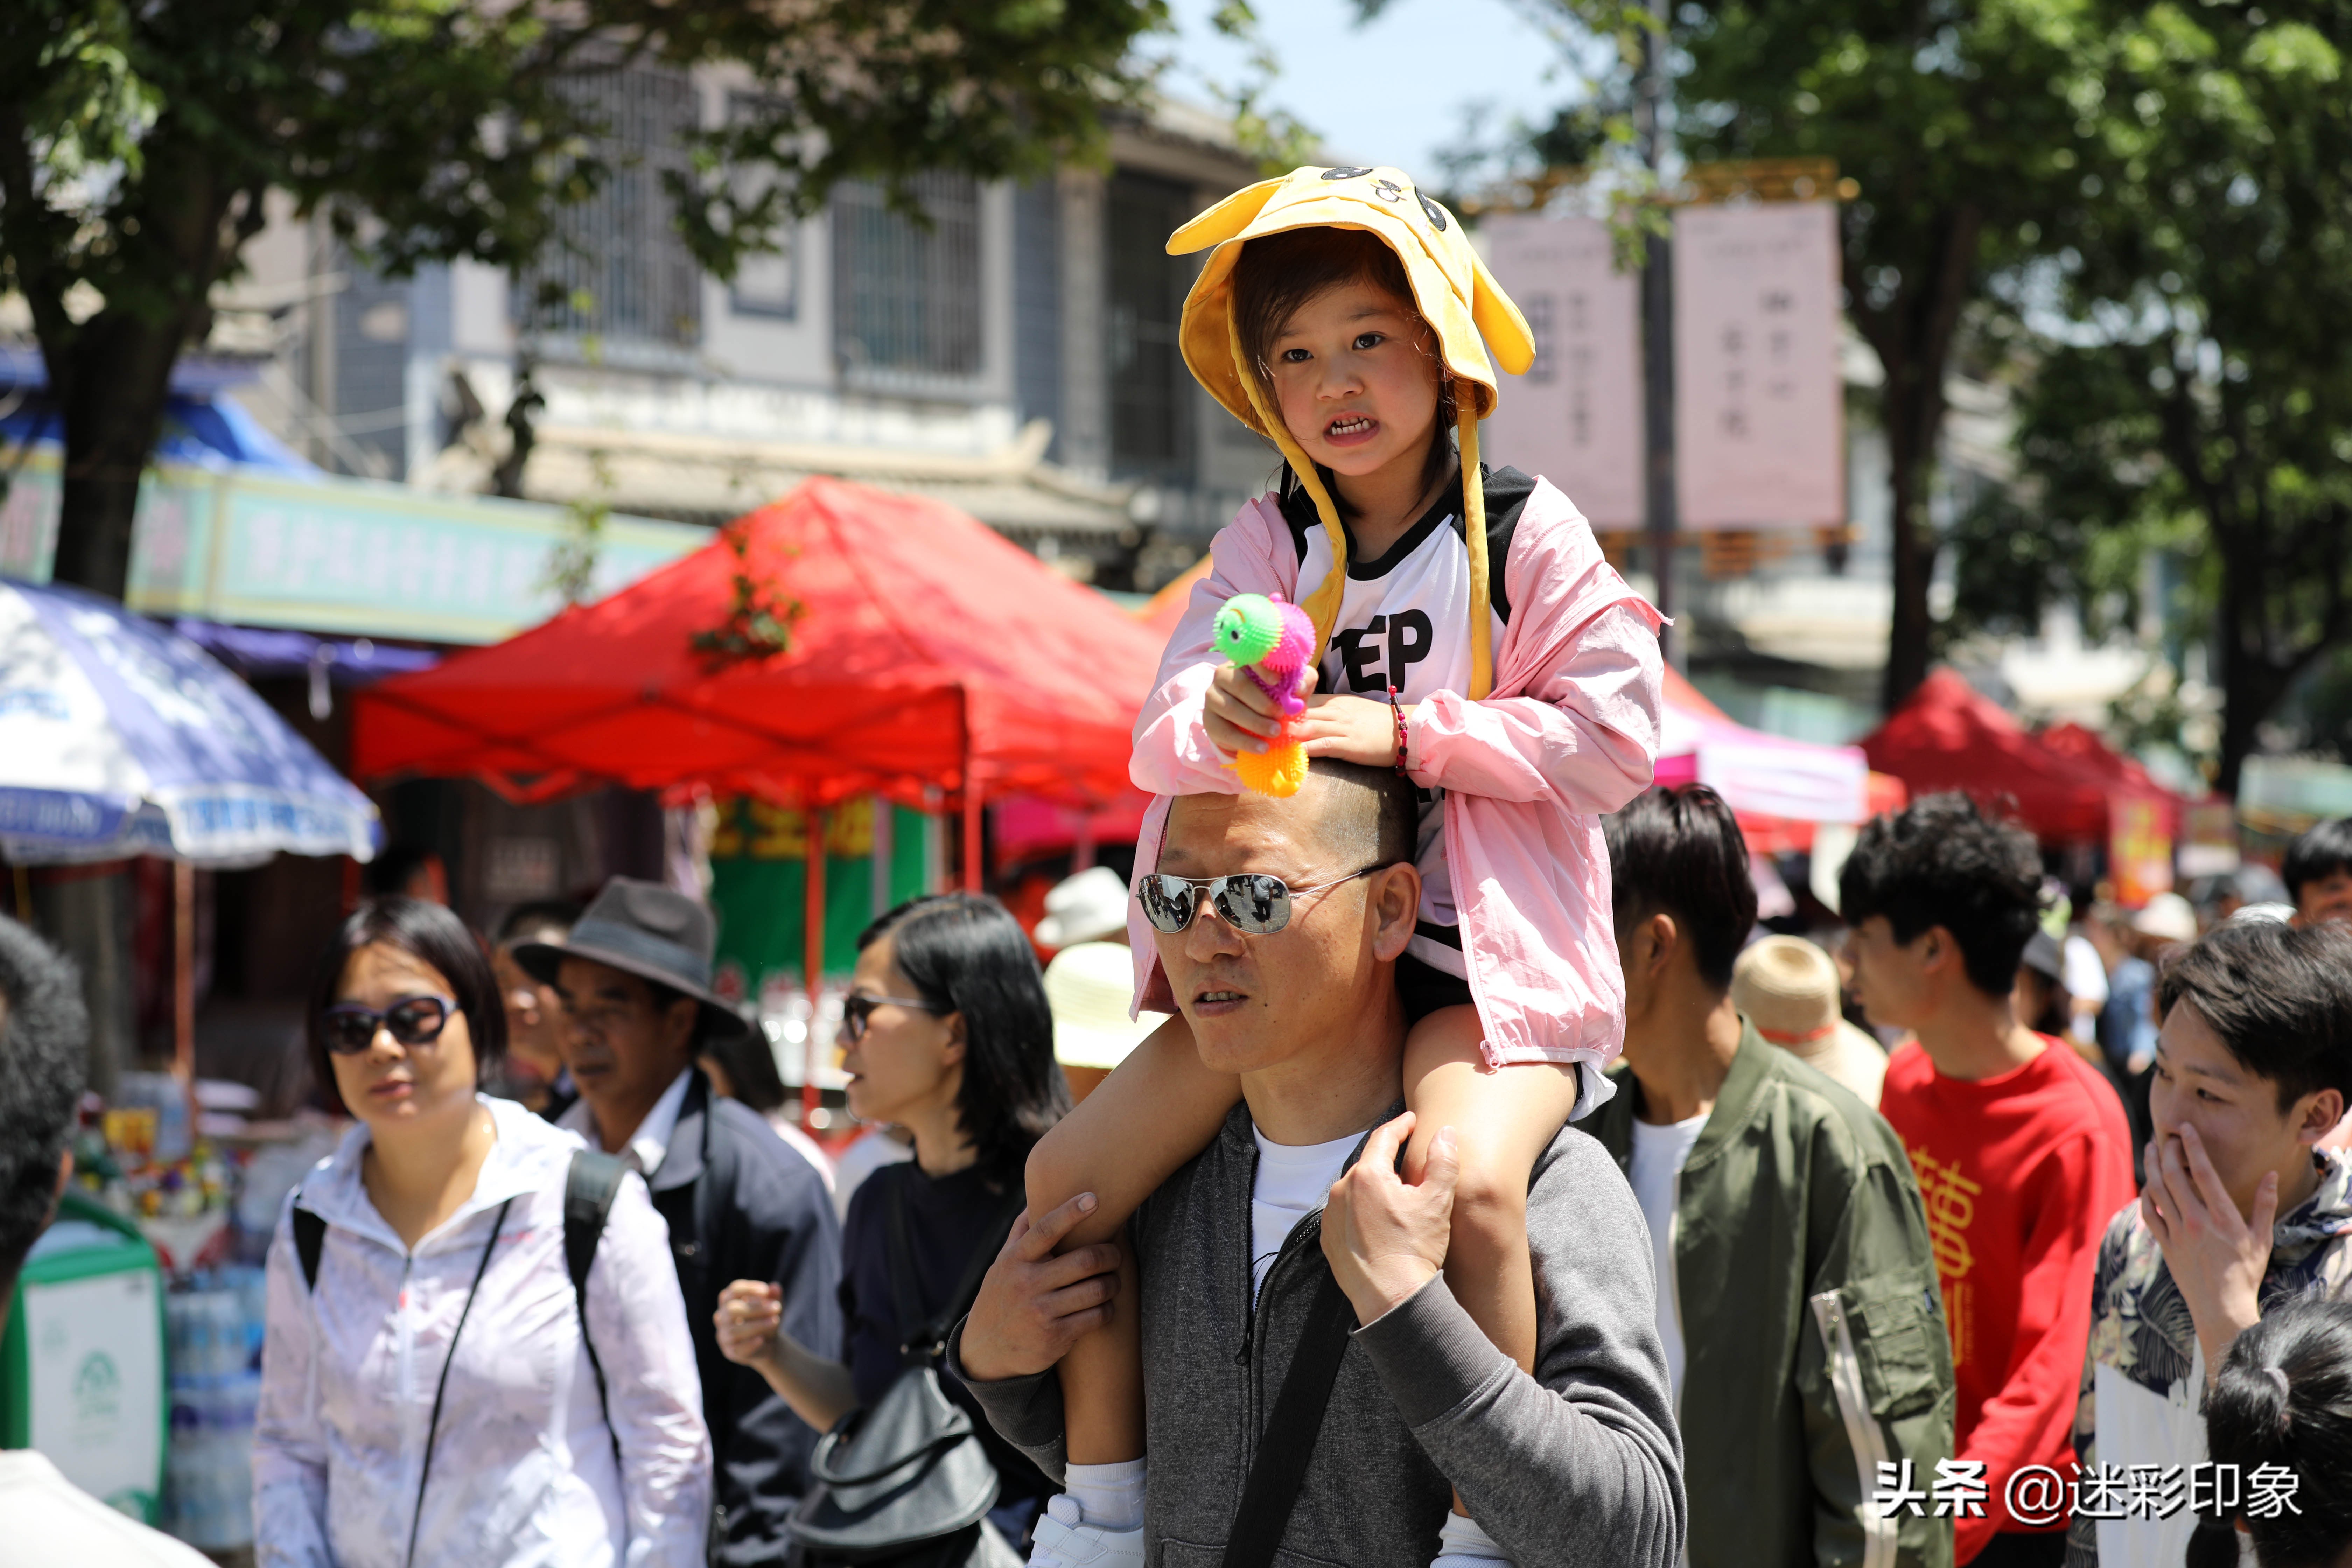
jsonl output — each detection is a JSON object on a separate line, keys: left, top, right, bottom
{"left": 565, "top": 1150, "right": 629, "bottom": 1470}
{"left": 1222, "top": 1268, "right": 1357, "bottom": 1568}
{"left": 292, "top": 1202, "right": 327, "bottom": 1292}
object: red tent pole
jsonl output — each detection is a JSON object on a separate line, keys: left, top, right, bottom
{"left": 961, "top": 688, "right": 982, "bottom": 893}
{"left": 803, "top": 805, "right": 825, "bottom": 1126}
{"left": 963, "top": 785, "right": 983, "bottom": 893}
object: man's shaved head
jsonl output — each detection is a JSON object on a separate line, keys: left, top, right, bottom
{"left": 1296, "top": 758, "right": 1418, "bottom": 870}
{"left": 1156, "top": 761, "right": 1422, "bottom": 1093}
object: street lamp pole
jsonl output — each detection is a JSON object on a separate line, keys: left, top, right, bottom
{"left": 1636, "top": 0, "right": 1681, "bottom": 669}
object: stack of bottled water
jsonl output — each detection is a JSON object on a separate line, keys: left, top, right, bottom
{"left": 162, "top": 1267, "right": 266, "bottom": 1550}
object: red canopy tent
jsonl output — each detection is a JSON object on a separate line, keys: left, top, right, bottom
{"left": 1861, "top": 668, "right": 2145, "bottom": 844}
{"left": 2037, "top": 720, "right": 2186, "bottom": 833}
{"left": 354, "top": 477, "right": 1166, "bottom": 879}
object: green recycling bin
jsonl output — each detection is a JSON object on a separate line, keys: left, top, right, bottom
{"left": 0, "top": 1188, "right": 168, "bottom": 1524}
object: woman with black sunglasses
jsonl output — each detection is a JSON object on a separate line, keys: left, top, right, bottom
{"left": 714, "top": 893, "right": 1070, "bottom": 1553}
{"left": 253, "top": 897, "right": 712, "bottom": 1568}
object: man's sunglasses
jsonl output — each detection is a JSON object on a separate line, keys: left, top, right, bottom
{"left": 1135, "top": 866, "right": 1385, "bottom": 936}
{"left": 840, "top": 992, "right": 941, "bottom": 1043}
{"left": 321, "top": 994, "right": 458, "bottom": 1055}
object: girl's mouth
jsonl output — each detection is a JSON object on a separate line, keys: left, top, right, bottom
{"left": 1324, "top": 415, "right": 1377, "bottom": 443}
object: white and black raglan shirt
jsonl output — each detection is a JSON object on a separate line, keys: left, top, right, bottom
{"left": 1278, "top": 464, "right": 1540, "bottom": 979}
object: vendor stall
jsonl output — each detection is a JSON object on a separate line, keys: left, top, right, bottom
{"left": 0, "top": 579, "right": 377, "bottom": 1551}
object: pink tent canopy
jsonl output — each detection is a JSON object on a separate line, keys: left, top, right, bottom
{"left": 1654, "top": 667, "right": 1881, "bottom": 847}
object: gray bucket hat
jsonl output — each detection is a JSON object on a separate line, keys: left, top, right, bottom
{"left": 512, "top": 876, "right": 750, "bottom": 1042}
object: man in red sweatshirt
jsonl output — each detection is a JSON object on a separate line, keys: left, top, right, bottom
{"left": 1841, "top": 793, "right": 2135, "bottom": 1568}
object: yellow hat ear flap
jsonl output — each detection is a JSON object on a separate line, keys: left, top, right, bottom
{"left": 1470, "top": 254, "right": 1536, "bottom": 377}
{"left": 1459, "top": 379, "right": 1493, "bottom": 702}
{"left": 1167, "top": 177, "right": 1286, "bottom": 256}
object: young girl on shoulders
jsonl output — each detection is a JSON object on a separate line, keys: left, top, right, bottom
{"left": 1022, "top": 165, "right": 1665, "bottom": 1568}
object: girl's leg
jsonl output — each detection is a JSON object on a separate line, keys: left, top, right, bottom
{"left": 1025, "top": 1013, "right": 1241, "bottom": 1465}
{"left": 1405, "top": 1006, "right": 1582, "bottom": 1540}
{"left": 1400, "top": 1005, "right": 1583, "bottom": 1375}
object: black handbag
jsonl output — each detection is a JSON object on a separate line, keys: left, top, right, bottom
{"left": 790, "top": 1166, "right": 1025, "bottom": 1568}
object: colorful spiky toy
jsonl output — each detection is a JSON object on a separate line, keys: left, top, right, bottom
{"left": 1212, "top": 592, "right": 1315, "bottom": 797}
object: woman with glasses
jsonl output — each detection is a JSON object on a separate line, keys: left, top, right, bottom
{"left": 253, "top": 897, "right": 711, "bottom": 1568}
{"left": 713, "top": 893, "right": 1069, "bottom": 1551}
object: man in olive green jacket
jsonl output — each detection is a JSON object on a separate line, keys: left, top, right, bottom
{"left": 1593, "top": 787, "right": 1955, "bottom": 1568}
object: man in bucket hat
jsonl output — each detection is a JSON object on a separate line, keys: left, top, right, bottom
{"left": 518, "top": 877, "right": 842, "bottom": 1565}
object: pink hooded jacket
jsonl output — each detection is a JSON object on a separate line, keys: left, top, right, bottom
{"left": 1126, "top": 475, "right": 1666, "bottom": 1074}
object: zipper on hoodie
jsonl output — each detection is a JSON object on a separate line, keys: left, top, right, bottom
{"left": 396, "top": 1253, "right": 420, "bottom": 1491}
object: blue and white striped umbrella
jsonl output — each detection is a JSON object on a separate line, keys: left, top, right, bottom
{"left": 0, "top": 579, "right": 380, "bottom": 865}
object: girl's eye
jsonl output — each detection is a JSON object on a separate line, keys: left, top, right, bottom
{"left": 1352, "top": 332, "right": 1386, "bottom": 351}
{"left": 1279, "top": 347, "right": 1312, "bottom": 364}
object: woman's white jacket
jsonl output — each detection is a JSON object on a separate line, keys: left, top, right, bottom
{"left": 253, "top": 1094, "right": 712, "bottom": 1567}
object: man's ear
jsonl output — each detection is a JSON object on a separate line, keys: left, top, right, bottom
{"left": 1642, "top": 912, "right": 1680, "bottom": 982}
{"left": 1367, "top": 863, "right": 1421, "bottom": 962}
{"left": 2293, "top": 1087, "right": 2346, "bottom": 1146}
{"left": 662, "top": 996, "right": 701, "bottom": 1060}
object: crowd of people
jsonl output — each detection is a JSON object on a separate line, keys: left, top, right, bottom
{"left": 0, "top": 159, "right": 2348, "bottom": 1568}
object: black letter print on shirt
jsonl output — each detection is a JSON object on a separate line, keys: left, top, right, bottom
{"left": 1334, "top": 610, "right": 1435, "bottom": 694}
{"left": 1336, "top": 616, "right": 1387, "bottom": 692}
{"left": 1386, "top": 611, "right": 1432, "bottom": 690}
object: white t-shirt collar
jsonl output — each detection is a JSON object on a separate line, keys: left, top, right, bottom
{"left": 560, "top": 1066, "right": 694, "bottom": 1176}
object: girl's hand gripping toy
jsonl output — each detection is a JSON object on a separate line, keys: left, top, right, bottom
{"left": 1212, "top": 592, "right": 1315, "bottom": 798}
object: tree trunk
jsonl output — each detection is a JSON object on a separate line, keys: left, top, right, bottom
{"left": 31, "top": 125, "right": 240, "bottom": 600}
{"left": 2212, "top": 537, "right": 2294, "bottom": 799}
{"left": 1863, "top": 205, "right": 1982, "bottom": 715}
{"left": 47, "top": 312, "right": 186, "bottom": 598}
{"left": 1882, "top": 422, "right": 1935, "bottom": 715}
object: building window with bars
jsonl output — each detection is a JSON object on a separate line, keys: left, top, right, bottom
{"left": 518, "top": 64, "right": 703, "bottom": 351}
{"left": 830, "top": 173, "right": 983, "bottom": 381}
{"left": 1106, "top": 171, "right": 1195, "bottom": 482}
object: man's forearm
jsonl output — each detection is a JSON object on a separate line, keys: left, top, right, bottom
{"left": 945, "top": 1321, "right": 1071, "bottom": 1484}
{"left": 1356, "top": 1276, "right": 1685, "bottom": 1568}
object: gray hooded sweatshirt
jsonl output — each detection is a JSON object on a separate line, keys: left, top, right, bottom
{"left": 950, "top": 1103, "right": 1686, "bottom": 1568}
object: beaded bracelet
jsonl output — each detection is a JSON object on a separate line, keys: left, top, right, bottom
{"left": 1387, "top": 684, "right": 1410, "bottom": 776}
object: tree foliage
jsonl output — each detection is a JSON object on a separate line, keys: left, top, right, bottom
{"left": 1958, "top": 0, "right": 2352, "bottom": 792}
{"left": 0, "top": 0, "right": 1167, "bottom": 599}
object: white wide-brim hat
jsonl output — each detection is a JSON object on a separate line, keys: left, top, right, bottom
{"left": 2132, "top": 891, "right": 2199, "bottom": 944}
{"left": 1035, "top": 866, "right": 1133, "bottom": 951}
{"left": 1045, "top": 940, "right": 1166, "bottom": 1070}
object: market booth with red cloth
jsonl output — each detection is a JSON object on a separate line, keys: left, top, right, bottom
{"left": 353, "top": 478, "right": 1168, "bottom": 1105}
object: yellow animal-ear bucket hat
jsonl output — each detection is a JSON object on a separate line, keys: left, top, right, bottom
{"left": 1167, "top": 165, "right": 1536, "bottom": 700}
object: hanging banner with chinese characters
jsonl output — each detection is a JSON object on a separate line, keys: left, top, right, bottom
{"left": 1477, "top": 214, "right": 1645, "bottom": 528}
{"left": 1672, "top": 201, "right": 1844, "bottom": 528}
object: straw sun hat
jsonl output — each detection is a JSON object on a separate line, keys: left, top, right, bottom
{"left": 1168, "top": 165, "right": 1535, "bottom": 700}
{"left": 1043, "top": 941, "right": 1167, "bottom": 1072}
{"left": 1730, "top": 935, "right": 1888, "bottom": 1108}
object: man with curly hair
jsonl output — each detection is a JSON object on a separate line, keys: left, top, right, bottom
{"left": 1841, "top": 794, "right": 2134, "bottom": 1568}
{"left": 0, "top": 915, "right": 212, "bottom": 1565}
